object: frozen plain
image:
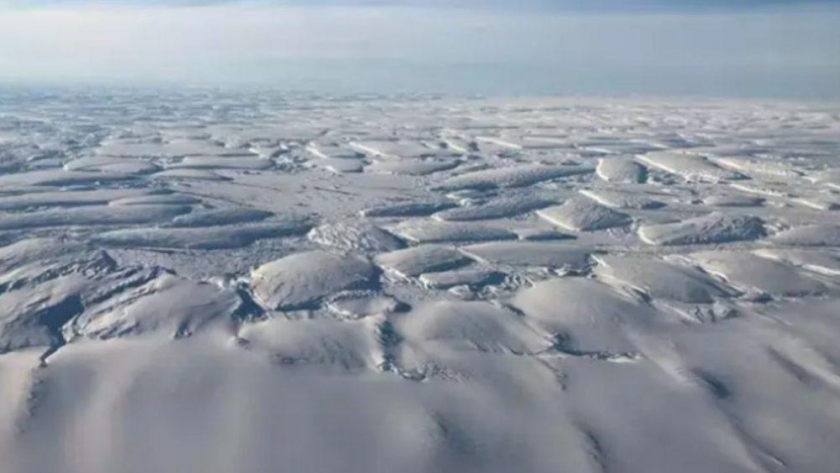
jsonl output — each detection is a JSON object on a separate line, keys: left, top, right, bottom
{"left": 1, "top": 89, "right": 840, "bottom": 473}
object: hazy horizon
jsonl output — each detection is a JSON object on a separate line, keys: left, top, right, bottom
{"left": 1, "top": 1, "right": 839, "bottom": 98}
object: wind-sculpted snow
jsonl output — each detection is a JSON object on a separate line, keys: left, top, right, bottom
{"left": 579, "top": 189, "right": 666, "bottom": 210}
{"left": 461, "top": 241, "right": 592, "bottom": 270}
{"left": 96, "top": 138, "right": 248, "bottom": 159}
{"left": 511, "top": 278, "right": 658, "bottom": 355}
{"left": 687, "top": 251, "right": 831, "bottom": 298}
{"left": 2, "top": 91, "right": 840, "bottom": 473}
{"left": 432, "top": 164, "right": 592, "bottom": 191}
{"left": 165, "top": 208, "right": 274, "bottom": 228}
{"left": 432, "top": 196, "right": 556, "bottom": 221}
{"left": 418, "top": 268, "right": 503, "bottom": 290}
{"left": 311, "top": 158, "right": 365, "bottom": 174}
{"left": 638, "top": 151, "right": 745, "bottom": 183}
{"left": 389, "top": 220, "right": 518, "bottom": 243}
{"left": 395, "top": 301, "right": 548, "bottom": 355}
{"left": 366, "top": 159, "right": 460, "bottom": 176}
{"left": 794, "top": 194, "right": 840, "bottom": 211}
{"left": 0, "top": 238, "right": 115, "bottom": 354}
{"left": 714, "top": 156, "right": 803, "bottom": 180}
{"left": 252, "top": 251, "right": 378, "bottom": 310}
{"left": 308, "top": 221, "right": 405, "bottom": 253}
{"left": 171, "top": 156, "right": 273, "bottom": 171}
{"left": 770, "top": 224, "right": 840, "bottom": 247}
{"left": 65, "top": 273, "right": 241, "bottom": 340}
{"left": 639, "top": 213, "right": 766, "bottom": 246}
{"left": 537, "top": 197, "right": 633, "bottom": 232}
{"left": 0, "top": 205, "right": 192, "bottom": 230}
{"left": 702, "top": 193, "right": 765, "bottom": 207}
{"left": 0, "top": 169, "right": 137, "bottom": 187}
{"left": 91, "top": 218, "right": 312, "bottom": 250}
{"left": 108, "top": 193, "right": 202, "bottom": 207}
{"left": 361, "top": 200, "right": 457, "bottom": 218}
{"left": 595, "top": 157, "right": 647, "bottom": 183}
{"left": 151, "top": 168, "right": 232, "bottom": 181}
{"left": 326, "top": 293, "right": 404, "bottom": 319}
{"left": 239, "top": 318, "right": 380, "bottom": 372}
{"left": 755, "top": 248, "right": 840, "bottom": 276}
{"left": 63, "top": 157, "right": 161, "bottom": 174}
{"left": 375, "top": 245, "right": 473, "bottom": 278}
{"left": 593, "top": 255, "right": 740, "bottom": 304}
{"left": 0, "top": 189, "right": 155, "bottom": 211}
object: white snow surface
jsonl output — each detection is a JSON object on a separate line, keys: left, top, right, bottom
{"left": 2, "top": 91, "right": 840, "bottom": 473}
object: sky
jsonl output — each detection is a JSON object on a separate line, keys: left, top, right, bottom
{"left": 0, "top": 0, "right": 838, "bottom": 98}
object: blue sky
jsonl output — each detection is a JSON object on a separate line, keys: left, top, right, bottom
{"left": 6, "top": 0, "right": 839, "bottom": 8}
{"left": 0, "top": 0, "right": 838, "bottom": 97}
{"left": 5, "top": 0, "right": 840, "bottom": 16}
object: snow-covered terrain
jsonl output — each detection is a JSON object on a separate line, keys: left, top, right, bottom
{"left": 1, "top": 90, "right": 840, "bottom": 473}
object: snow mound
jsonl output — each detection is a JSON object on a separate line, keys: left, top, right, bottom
{"left": 794, "top": 195, "right": 840, "bottom": 211}
{"left": 326, "top": 293, "right": 403, "bottom": 319}
{"left": 109, "top": 194, "right": 202, "bottom": 207}
{"left": 308, "top": 221, "right": 405, "bottom": 253}
{"left": 171, "top": 156, "right": 272, "bottom": 170}
{"left": 366, "top": 160, "right": 460, "bottom": 176}
{"left": 0, "top": 238, "right": 115, "bottom": 353}
{"left": 639, "top": 213, "right": 766, "bottom": 246}
{"left": 305, "top": 144, "right": 362, "bottom": 160}
{"left": 0, "top": 238, "right": 90, "bottom": 275}
{"left": 396, "top": 301, "right": 548, "bottom": 354}
{"left": 92, "top": 219, "right": 312, "bottom": 250}
{"left": 754, "top": 249, "right": 840, "bottom": 276}
{"left": 0, "top": 277, "right": 88, "bottom": 354}
{"left": 0, "top": 169, "right": 136, "bottom": 187}
{"left": 419, "top": 268, "right": 503, "bottom": 290}
{"left": 361, "top": 201, "right": 457, "bottom": 218}
{"left": 311, "top": 158, "right": 364, "bottom": 174}
{"left": 511, "top": 278, "right": 656, "bottom": 354}
{"left": 96, "top": 138, "right": 243, "bottom": 158}
{"left": 389, "top": 221, "right": 517, "bottom": 244}
{"left": 0, "top": 189, "right": 153, "bottom": 211}
{"left": 579, "top": 189, "right": 665, "bottom": 210}
{"left": 63, "top": 157, "right": 160, "bottom": 174}
{"left": 594, "top": 255, "right": 739, "bottom": 303}
{"left": 730, "top": 181, "right": 789, "bottom": 197}
{"left": 638, "top": 152, "right": 744, "bottom": 182}
{"left": 714, "top": 157, "right": 802, "bottom": 179}
{"left": 66, "top": 273, "right": 240, "bottom": 340}
{"left": 516, "top": 229, "right": 576, "bottom": 241}
{"left": 0, "top": 205, "right": 191, "bottom": 230}
{"left": 151, "top": 169, "right": 232, "bottom": 181}
{"left": 595, "top": 158, "right": 646, "bottom": 183}
{"left": 688, "top": 251, "right": 829, "bottom": 298}
{"left": 461, "top": 241, "right": 592, "bottom": 270}
{"left": 240, "top": 318, "right": 378, "bottom": 372}
{"left": 252, "top": 251, "right": 378, "bottom": 310}
{"left": 537, "top": 197, "right": 632, "bottom": 232}
{"left": 166, "top": 208, "right": 274, "bottom": 228}
{"left": 375, "top": 245, "right": 472, "bottom": 278}
{"left": 432, "top": 165, "right": 592, "bottom": 191}
{"left": 702, "top": 193, "right": 765, "bottom": 207}
{"left": 770, "top": 225, "right": 840, "bottom": 247}
{"left": 350, "top": 139, "right": 443, "bottom": 159}
{"left": 433, "top": 197, "right": 555, "bottom": 221}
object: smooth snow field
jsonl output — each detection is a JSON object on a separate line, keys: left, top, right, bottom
{"left": 1, "top": 90, "right": 840, "bottom": 473}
